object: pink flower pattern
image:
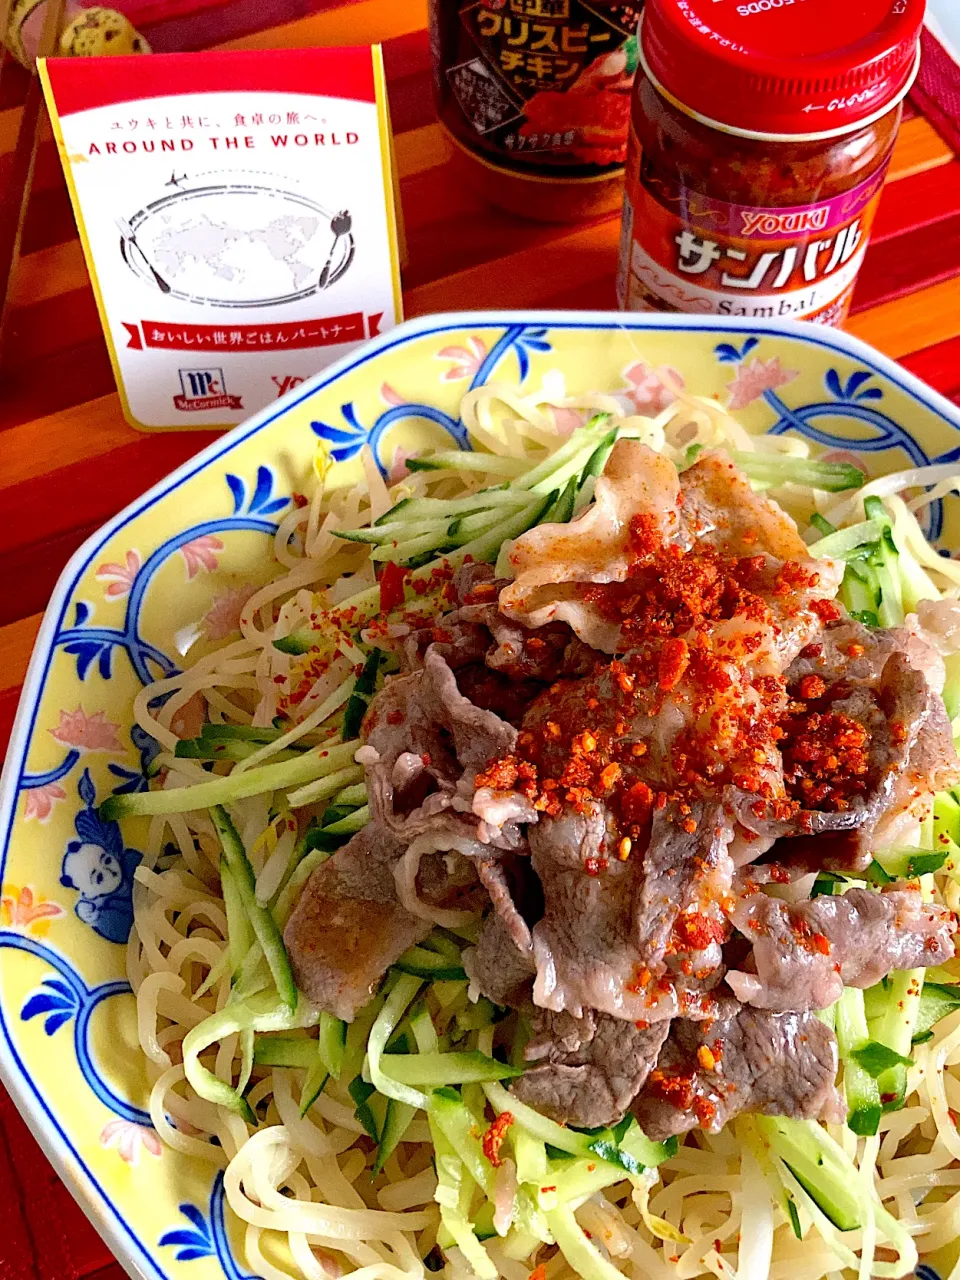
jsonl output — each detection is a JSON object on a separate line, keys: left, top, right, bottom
{"left": 22, "top": 782, "right": 67, "bottom": 823}
{"left": 388, "top": 446, "right": 417, "bottom": 484}
{"left": 437, "top": 336, "right": 488, "bottom": 382}
{"left": 169, "top": 691, "right": 206, "bottom": 741}
{"left": 180, "top": 534, "right": 223, "bottom": 580}
{"left": 380, "top": 382, "right": 406, "bottom": 407}
{"left": 726, "top": 357, "right": 799, "bottom": 411}
{"left": 1, "top": 885, "right": 64, "bottom": 934}
{"left": 95, "top": 550, "right": 141, "bottom": 600}
{"left": 203, "top": 585, "right": 256, "bottom": 641}
{"left": 622, "top": 362, "right": 684, "bottom": 416}
{"left": 551, "top": 407, "right": 588, "bottom": 438}
{"left": 50, "top": 706, "right": 123, "bottom": 753}
{"left": 99, "top": 1119, "right": 162, "bottom": 1166}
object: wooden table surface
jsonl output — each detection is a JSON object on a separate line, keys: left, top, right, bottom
{"left": 0, "top": 2, "right": 959, "bottom": 1273}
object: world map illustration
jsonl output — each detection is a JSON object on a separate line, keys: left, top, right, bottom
{"left": 122, "top": 185, "right": 353, "bottom": 306}
{"left": 151, "top": 213, "right": 321, "bottom": 291}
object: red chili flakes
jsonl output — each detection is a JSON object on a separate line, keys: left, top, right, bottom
{"left": 599, "top": 763, "right": 622, "bottom": 791}
{"left": 622, "top": 780, "right": 654, "bottom": 823}
{"left": 482, "top": 1112, "right": 513, "bottom": 1168}
{"left": 674, "top": 912, "right": 727, "bottom": 951}
{"left": 781, "top": 709, "right": 869, "bottom": 809}
{"left": 628, "top": 512, "right": 663, "bottom": 557}
{"left": 528, "top": 1266, "right": 547, "bottom": 1280}
{"left": 474, "top": 755, "right": 538, "bottom": 798}
{"left": 658, "top": 638, "right": 690, "bottom": 691}
{"left": 378, "top": 561, "right": 407, "bottom": 613}
{"left": 847, "top": 642, "right": 865, "bottom": 658}
{"left": 798, "top": 675, "right": 826, "bottom": 701}
{"left": 773, "top": 561, "right": 819, "bottom": 596}
{"left": 682, "top": 817, "right": 698, "bottom": 834}
{"left": 809, "top": 597, "right": 842, "bottom": 623}
{"left": 387, "top": 709, "right": 404, "bottom": 726}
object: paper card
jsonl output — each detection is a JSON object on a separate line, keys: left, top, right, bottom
{"left": 39, "top": 47, "right": 403, "bottom": 430}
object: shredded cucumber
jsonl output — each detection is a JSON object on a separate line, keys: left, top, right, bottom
{"left": 407, "top": 452, "right": 527, "bottom": 477}
{"left": 756, "top": 1116, "right": 864, "bottom": 1233}
{"left": 183, "top": 991, "right": 317, "bottom": 1122}
{"left": 382, "top": 1051, "right": 520, "bottom": 1087}
{"left": 733, "top": 453, "right": 865, "bottom": 493}
{"left": 212, "top": 806, "right": 297, "bottom": 1010}
{"left": 100, "top": 740, "right": 360, "bottom": 819}
{"left": 869, "top": 968, "right": 923, "bottom": 1109}
{"left": 547, "top": 1204, "right": 626, "bottom": 1280}
{"left": 835, "top": 987, "right": 882, "bottom": 1136}
{"left": 808, "top": 519, "right": 884, "bottom": 561}
{"left": 429, "top": 1115, "right": 497, "bottom": 1279}
{"left": 367, "top": 973, "right": 427, "bottom": 1108}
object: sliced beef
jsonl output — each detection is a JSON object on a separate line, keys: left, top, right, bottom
{"left": 631, "top": 998, "right": 843, "bottom": 1140}
{"left": 464, "top": 911, "right": 535, "bottom": 1007}
{"left": 527, "top": 800, "right": 730, "bottom": 1023}
{"left": 362, "top": 647, "right": 522, "bottom": 849}
{"left": 284, "top": 823, "right": 478, "bottom": 1020}
{"left": 511, "top": 1009, "right": 671, "bottom": 1129}
{"left": 727, "top": 887, "right": 956, "bottom": 1011}
{"left": 499, "top": 440, "right": 685, "bottom": 651}
{"left": 734, "top": 651, "right": 933, "bottom": 872}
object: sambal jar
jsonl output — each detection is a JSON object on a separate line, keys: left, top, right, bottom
{"left": 617, "top": 0, "right": 925, "bottom": 327}
{"left": 429, "top": 0, "right": 645, "bottom": 222}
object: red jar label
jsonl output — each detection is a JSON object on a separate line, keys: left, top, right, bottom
{"left": 432, "top": 0, "right": 643, "bottom": 174}
{"left": 617, "top": 124, "right": 889, "bottom": 326}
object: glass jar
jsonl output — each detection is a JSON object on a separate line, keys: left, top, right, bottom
{"left": 617, "top": 0, "right": 924, "bottom": 327}
{"left": 429, "top": 0, "right": 645, "bottom": 223}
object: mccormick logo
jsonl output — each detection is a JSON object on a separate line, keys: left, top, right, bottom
{"left": 174, "top": 368, "right": 243, "bottom": 412}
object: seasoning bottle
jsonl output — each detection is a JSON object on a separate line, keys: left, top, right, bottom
{"left": 429, "top": 0, "right": 645, "bottom": 223}
{"left": 617, "top": 0, "right": 924, "bottom": 327}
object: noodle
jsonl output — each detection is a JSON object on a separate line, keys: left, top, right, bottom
{"left": 127, "top": 373, "right": 960, "bottom": 1280}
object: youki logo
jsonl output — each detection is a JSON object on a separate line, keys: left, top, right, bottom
{"left": 174, "top": 368, "right": 242, "bottom": 412}
{"left": 272, "top": 375, "right": 305, "bottom": 398}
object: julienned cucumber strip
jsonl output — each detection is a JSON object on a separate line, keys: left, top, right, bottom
{"left": 547, "top": 1204, "right": 627, "bottom": 1280}
{"left": 756, "top": 1116, "right": 863, "bottom": 1232}
{"left": 211, "top": 806, "right": 298, "bottom": 1011}
{"left": 175, "top": 739, "right": 302, "bottom": 762}
{"left": 100, "top": 740, "right": 360, "bottom": 820}
{"left": 912, "top": 981, "right": 960, "bottom": 1044}
{"left": 429, "top": 1114, "right": 497, "bottom": 1280}
{"left": 732, "top": 453, "right": 865, "bottom": 493}
{"left": 380, "top": 1051, "right": 521, "bottom": 1087}
{"left": 394, "top": 943, "right": 467, "bottom": 981}
{"left": 511, "top": 417, "right": 611, "bottom": 492}
{"left": 869, "top": 967, "right": 924, "bottom": 1109}
{"left": 253, "top": 1036, "right": 316, "bottom": 1068}
{"left": 342, "top": 649, "right": 382, "bottom": 740}
{"left": 374, "top": 1097, "right": 417, "bottom": 1175}
{"left": 183, "top": 992, "right": 318, "bottom": 1123}
{"left": 201, "top": 723, "right": 285, "bottom": 743}
{"left": 368, "top": 973, "right": 427, "bottom": 1109}
{"left": 863, "top": 496, "right": 904, "bottom": 627}
{"left": 406, "top": 452, "right": 527, "bottom": 477}
{"left": 220, "top": 858, "right": 253, "bottom": 977}
{"left": 834, "top": 987, "right": 882, "bottom": 1136}
{"left": 318, "top": 1011, "right": 346, "bottom": 1079}
{"left": 429, "top": 1087, "right": 495, "bottom": 1195}
{"left": 542, "top": 475, "right": 578, "bottom": 525}
{"left": 808, "top": 519, "right": 884, "bottom": 560}
{"left": 481, "top": 1079, "right": 673, "bottom": 1170}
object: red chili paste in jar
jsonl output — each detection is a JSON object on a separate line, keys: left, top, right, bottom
{"left": 617, "top": 0, "right": 925, "bottom": 327}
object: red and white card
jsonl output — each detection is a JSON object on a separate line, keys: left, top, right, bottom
{"left": 40, "top": 47, "right": 403, "bottom": 430}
